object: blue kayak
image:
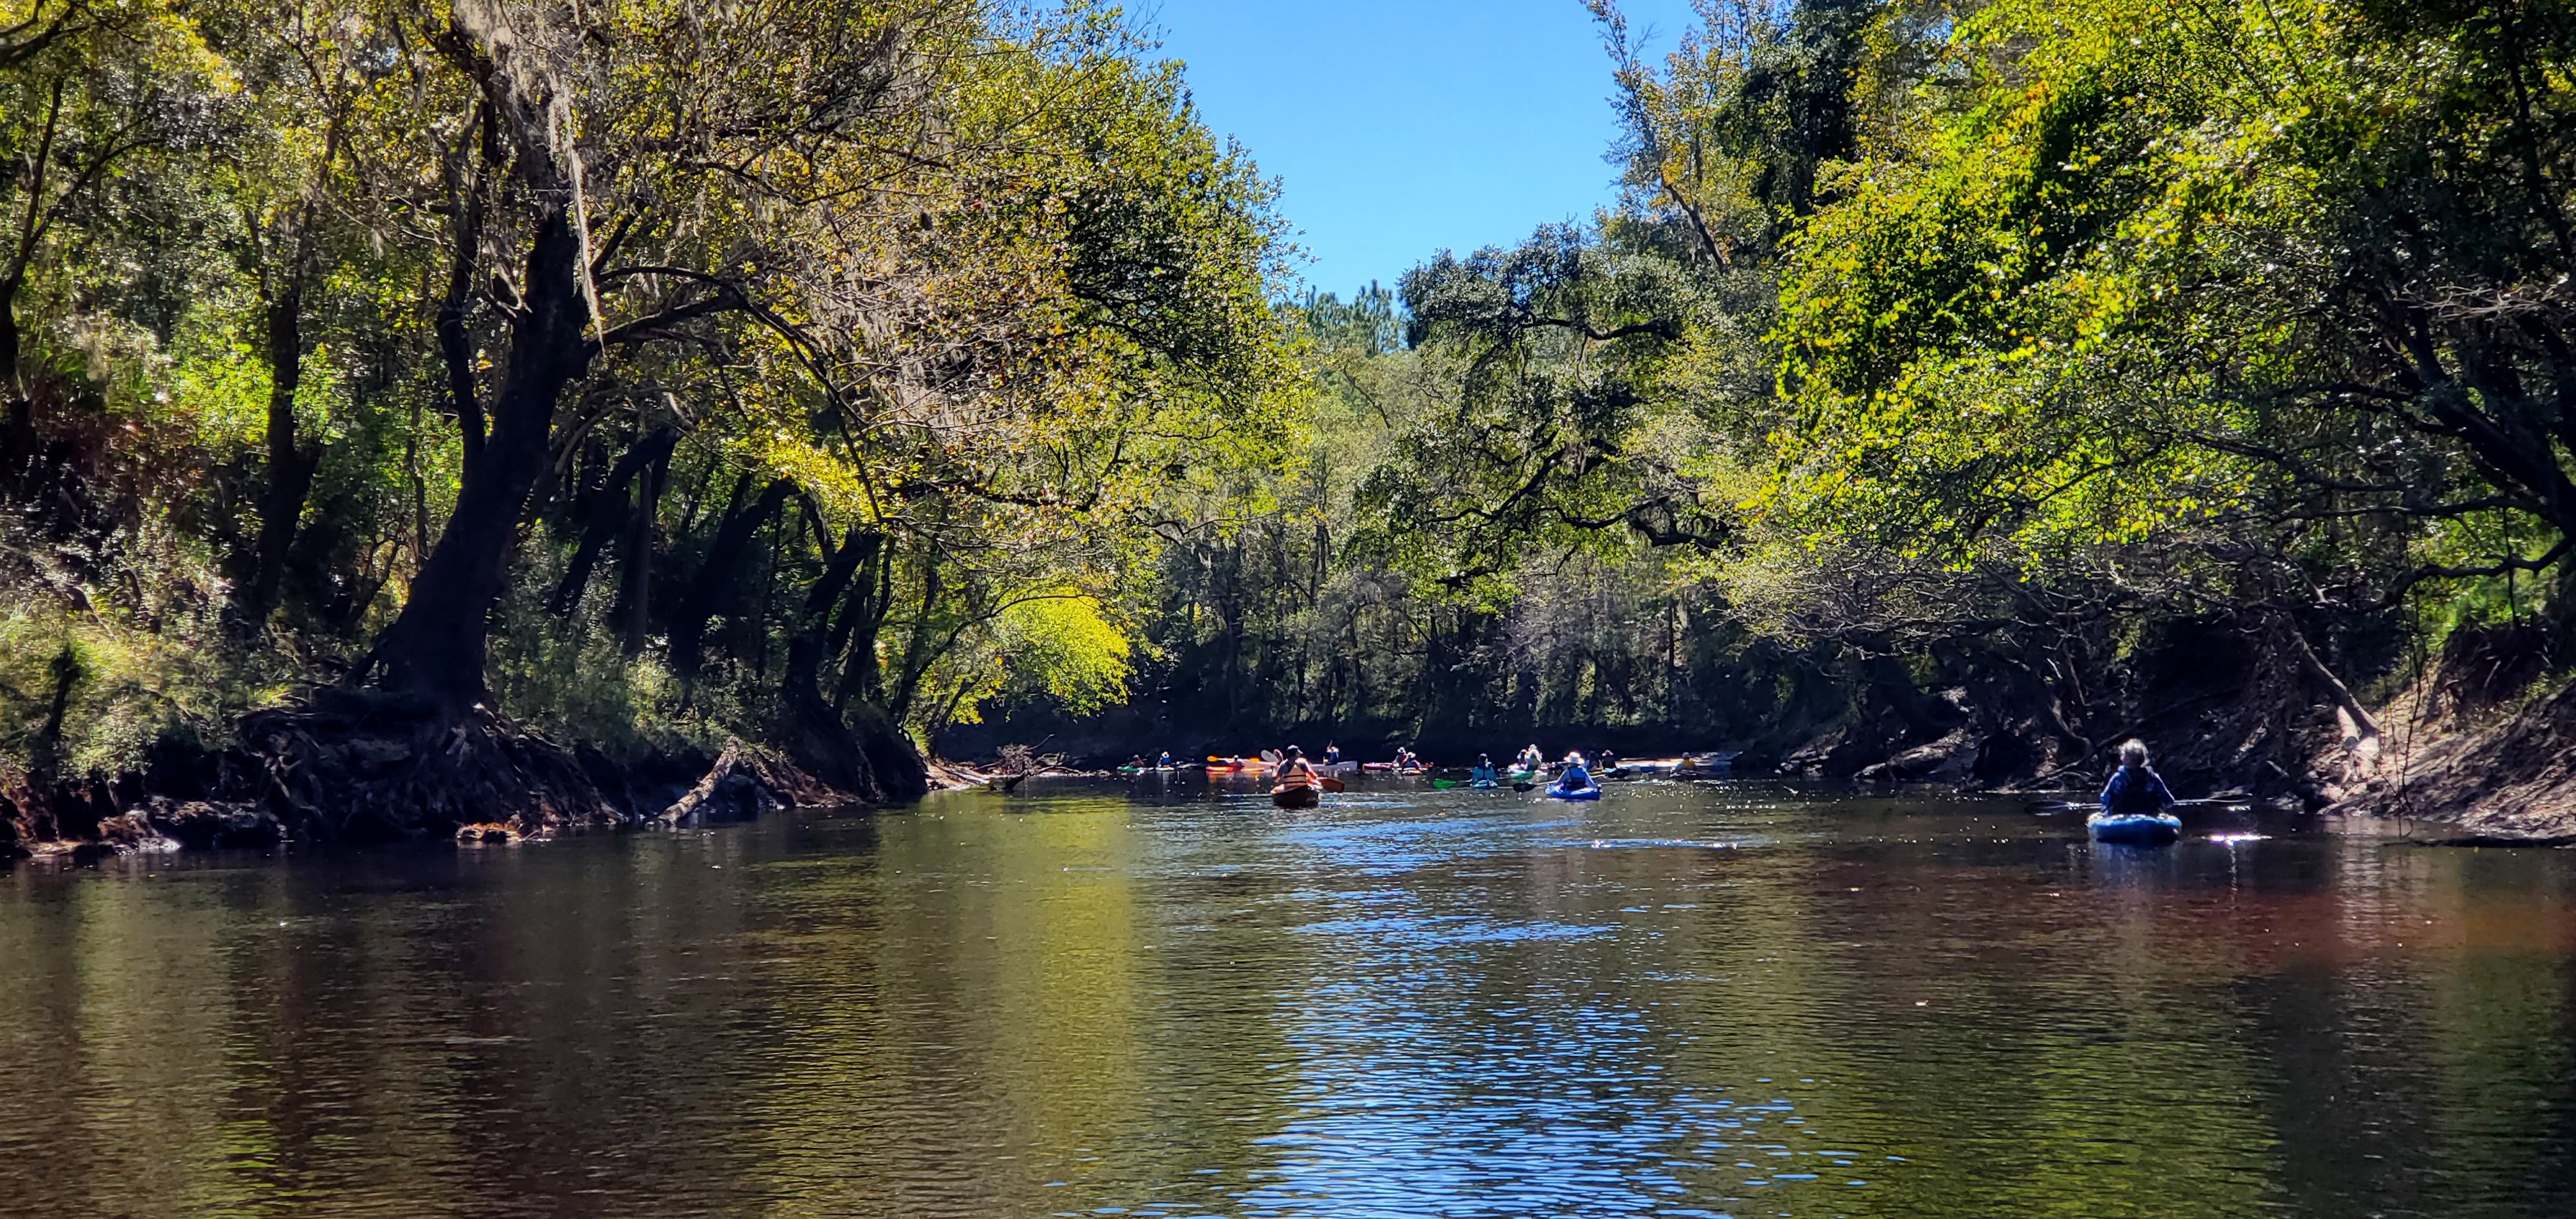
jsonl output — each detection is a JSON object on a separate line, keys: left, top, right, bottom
{"left": 1547, "top": 785, "right": 1602, "bottom": 801}
{"left": 2089, "top": 811, "right": 2182, "bottom": 846}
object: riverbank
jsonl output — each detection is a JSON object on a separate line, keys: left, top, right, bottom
{"left": 2315, "top": 669, "right": 2576, "bottom": 843}
{"left": 0, "top": 714, "right": 1099, "bottom": 866}
{"left": 18, "top": 660, "right": 2576, "bottom": 866}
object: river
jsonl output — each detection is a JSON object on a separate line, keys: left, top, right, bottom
{"left": 3, "top": 777, "right": 2572, "bottom": 1218}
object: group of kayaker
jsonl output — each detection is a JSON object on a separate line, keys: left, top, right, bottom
{"left": 1139, "top": 733, "right": 2182, "bottom": 834}
{"left": 1457, "top": 749, "right": 1598, "bottom": 797}
{"left": 1126, "top": 738, "right": 1632, "bottom": 804}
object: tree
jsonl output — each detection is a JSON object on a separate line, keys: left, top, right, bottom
{"left": 1771, "top": 0, "right": 2576, "bottom": 601}
{"left": 1, "top": 0, "right": 214, "bottom": 440}
{"left": 0, "top": 0, "right": 1300, "bottom": 834}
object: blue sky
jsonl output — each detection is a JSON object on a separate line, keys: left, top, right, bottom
{"left": 1141, "top": 0, "right": 1701, "bottom": 299}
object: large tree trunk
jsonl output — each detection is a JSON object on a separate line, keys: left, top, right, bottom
{"left": 777, "top": 525, "right": 927, "bottom": 802}
{"left": 549, "top": 424, "right": 678, "bottom": 616}
{"left": 0, "top": 272, "right": 21, "bottom": 412}
{"left": 667, "top": 477, "right": 794, "bottom": 686}
{"left": 611, "top": 440, "right": 671, "bottom": 655}
{"left": 370, "top": 210, "right": 595, "bottom": 715}
{"left": 238, "top": 287, "right": 318, "bottom": 631}
{"left": 0, "top": 274, "right": 28, "bottom": 482}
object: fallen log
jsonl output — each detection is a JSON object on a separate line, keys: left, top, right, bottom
{"left": 664, "top": 740, "right": 761, "bottom": 825}
{"left": 660, "top": 739, "right": 824, "bottom": 825}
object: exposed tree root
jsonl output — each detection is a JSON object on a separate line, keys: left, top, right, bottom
{"left": 227, "top": 689, "right": 623, "bottom": 841}
{"left": 4, "top": 689, "right": 860, "bottom": 861}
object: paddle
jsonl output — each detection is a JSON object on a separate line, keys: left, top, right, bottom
{"left": 1321, "top": 776, "right": 1345, "bottom": 793}
{"left": 1512, "top": 780, "right": 1537, "bottom": 792}
{"left": 2028, "top": 797, "right": 2252, "bottom": 815}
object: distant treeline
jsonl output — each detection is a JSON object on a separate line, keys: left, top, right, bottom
{"left": 969, "top": 0, "right": 2576, "bottom": 806}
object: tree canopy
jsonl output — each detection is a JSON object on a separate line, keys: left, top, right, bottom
{"left": 1, "top": 0, "right": 1294, "bottom": 828}
{"left": 10, "top": 0, "right": 2576, "bottom": 840}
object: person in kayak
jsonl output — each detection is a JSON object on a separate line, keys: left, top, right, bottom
{"left": 1470, "top": 754, "right": 1498, "bottom": 785}
{"left": 1557, "top": 752, "right": 1595, "bottom": 792}
{"left": 1324, "top": 744, "right": 1341, "bottom": 765}
{"left": 1157, "top": 750, "right": 1172, "bottom": 769}
{"left": 1276, "top": 746, "right": 1319, "bottom": 787}
{"left": 2099, "top": 740, "right": 2176, "bottom": 815}
{"left": 1516, "top": 744, "right": 1544, "bottom": 772}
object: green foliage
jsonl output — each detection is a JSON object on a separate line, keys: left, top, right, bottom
{"left": 9, "top": 0, "right": 2570, "bottom": 804}
{"left": 0, "top": 0, "right": 1303, "bottom": 793}
{"left": 1350, "top": 223, "right": 1734, "bottom": 606}
{"left": 1114, "top": 0, "right": 2572, "bottom": 773}
{"left": 0, "top": 583, "right": 261, "bottom": 785}
{"left": 1767, "top": 0, "right": 2576, "bottom": 603}
{"left": 936, "top": 594, "right": 1136, "bottom": 726}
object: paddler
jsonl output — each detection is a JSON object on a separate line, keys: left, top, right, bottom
{"left": 1558, "top": 751, "right": 1595, "bottom": 791}
{"left": 1324, "top": 743, "right": 1342, "bottom": 765}
{"left": 2099, "top": 740, "right": 2176, "bottom": 815}
{"left": 1157, "top": 750, "right": 1173, "bottom": 769}
{"left": 1276, "top": 746, "right": 1319, "bottom": 787}
{"left": 1470, "top": 754, "right": 1498, "bottom": 785}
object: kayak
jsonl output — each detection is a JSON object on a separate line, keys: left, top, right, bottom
{"left": 1272, "top": 784, "right": 1320, "bottom": 809}
{"left": 1547, "top": 784, "right": 1602, "bottom": 801}
{"left": 2089, "top": 811, "right": 2182, "bottom": 846}
{"left": 1469, "top": 779, "right": 1497, "bottom": 790}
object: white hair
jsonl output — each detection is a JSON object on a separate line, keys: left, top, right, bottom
{"left": 2117, "top": 739, "right": 2150, "bottom": 767}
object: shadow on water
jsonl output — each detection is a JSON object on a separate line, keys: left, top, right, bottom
{"left": 2, "top": 778, "right": 2572, "bottom": 1217}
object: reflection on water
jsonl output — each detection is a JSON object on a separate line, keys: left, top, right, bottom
{"left": 3, "top": 779, "right": 2573, "bottom": 1217}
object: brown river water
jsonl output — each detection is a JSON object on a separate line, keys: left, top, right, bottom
{"left": 3, "top": 776, "right": 2572, "bottom": 1218}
